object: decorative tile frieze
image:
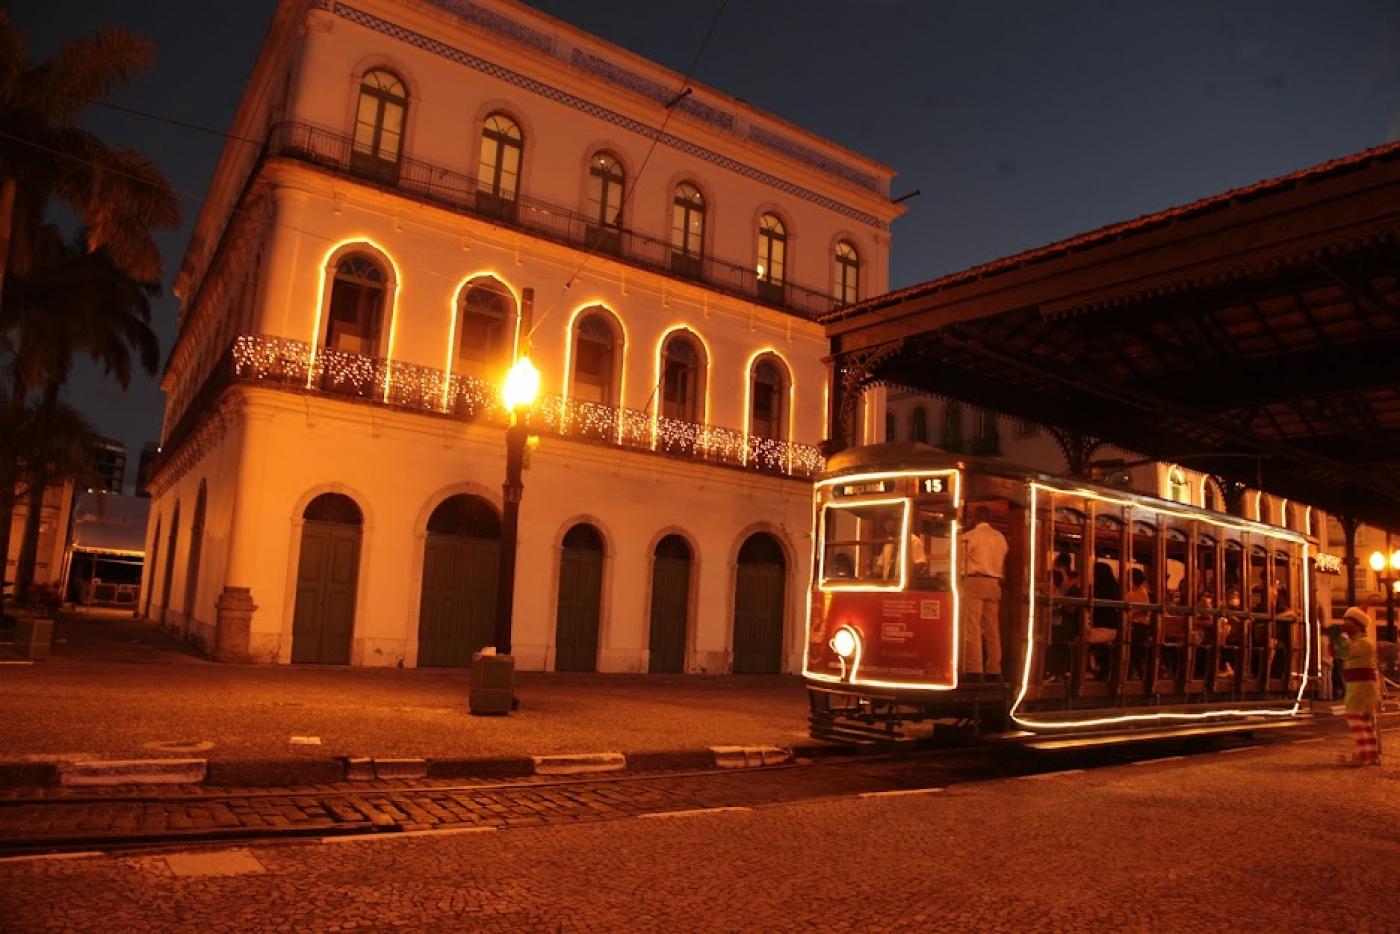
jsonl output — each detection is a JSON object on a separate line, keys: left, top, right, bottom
{"left": 749, "top": 124, "right": 880, "bottom": 194}
{"left": 421, "top": 0, "right": 554, "bottom": 53}
{"left": 568, "top": 47, "right": 734, "bottom": 132}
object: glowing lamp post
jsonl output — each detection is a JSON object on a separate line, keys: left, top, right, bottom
{"left": 1366, "top": 549, "right": 1400, "bottom": 642}
{"left": 493, "top": 355, "right": 540, "bottom": 656}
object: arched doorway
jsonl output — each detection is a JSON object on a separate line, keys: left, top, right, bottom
{"left": 417, "top": 495, "right": 501, "bottom": 667}
{"left": 291, "top": 493, "right": 363, "bottom": 665}
{"left": 732, "top": 532, "right": 786, "bottom": 674}
{"left": 555, "top": 523, "right": 604, "bottom": 672}
{"left": 160, "top": 503, "right": 180, "bottom": 627}
{"left": 648, "top": 535, "right": 692, "bottom": 673}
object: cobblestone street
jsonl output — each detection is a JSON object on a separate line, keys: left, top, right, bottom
{"left": 2, "top": 735, "right": 1397, "bottom": 931}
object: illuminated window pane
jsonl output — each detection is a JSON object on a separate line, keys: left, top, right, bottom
{"left": 757, "top": 214, "right": 786, "bottom": 284}
{"left": 834, "top": 241, "right": 859, "bottom": 306}
{"left": 457, "top": 279, "right": 513, "bottom": 369}
{"left": 750, "top": 359, "right": 785, "bottom": 440}
{"left": 478, "top": 114, "right": 522, "bottom": 201}
{"left": 351, "top": 70, "right": 407, "bottom": 168}
{"left": 325, "top": 254, "right": 386, "bottom": 357}
{"left": 573, "top": 312, "right": 616, "bottom": 405}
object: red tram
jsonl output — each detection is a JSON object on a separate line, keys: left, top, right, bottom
{"left": 805, "top": 444, "right": 1317, "bottom": 740}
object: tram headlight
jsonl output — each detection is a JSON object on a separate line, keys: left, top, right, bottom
{"left": 830, "top": 626, "right": 859, "bottom": 660}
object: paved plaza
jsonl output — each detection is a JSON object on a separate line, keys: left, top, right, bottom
{"left": 1, "top": 737, "right": 1396, "bottom": 932}
{"left": 0, "top": 612, "right": 810, "bottom": 766}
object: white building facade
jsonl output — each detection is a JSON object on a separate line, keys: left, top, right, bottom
{"left": 144, "top": 0, "right": 900, "bottom": 672}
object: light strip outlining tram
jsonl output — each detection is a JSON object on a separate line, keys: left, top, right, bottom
{"left": 804, "top": 444, "right": 1319, "bottom": 742}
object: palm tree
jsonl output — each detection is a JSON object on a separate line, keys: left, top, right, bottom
{"left": 0, "top": 11, "right": 179, "bottom": 306}
{"left": 9, "top": 389, "right": 100, "bottom": 602}
{"left": 0, "top": 226, "right": 157, "bottom": 599}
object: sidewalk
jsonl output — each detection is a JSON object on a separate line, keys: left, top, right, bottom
{"left": 0, "top": 611, "right": 823, "bottom": 787}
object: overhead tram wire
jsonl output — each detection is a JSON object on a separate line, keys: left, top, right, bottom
{"left": 531, "top": 0, "right": 733, "bottom": 341}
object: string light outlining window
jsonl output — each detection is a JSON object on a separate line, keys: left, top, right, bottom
{"left": 456, "top": 277, "right": 514, "bottom": 372}
{"left": 750, "top": 356, "right": 788, "bottom": 441}
{"left": 572, "top": 310, "right": 620, "bottom": 406}
{"left": 325, "top": 254, "right": 387, "bottom": 357}
{"left": 661, "top": 332, "right": 704, "bottom": 423}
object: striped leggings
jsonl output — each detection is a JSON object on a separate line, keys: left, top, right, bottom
{"left": 1347, "top": 713, "right": 1381, "bottom": 765}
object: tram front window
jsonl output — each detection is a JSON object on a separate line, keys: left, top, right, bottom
{"left": 822, "top": 503, "right": 906, "bottom": 583}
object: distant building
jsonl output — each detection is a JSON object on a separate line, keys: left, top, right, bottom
{"left": 145, "top": 0, "right": 901, "bottom": 667}
{"left": 91, "top": 438, "right": 127, "bottom": 495}
{"left": 3, "top": 479, "right": 75, "bottom": 594}
{"left": 135, "top": 443, "right": 159, "bottom": 498}
{"left": 62, "top": 492, "right": 149, "bottom": 608}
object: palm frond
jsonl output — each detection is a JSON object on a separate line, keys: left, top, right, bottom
{"left": 22, "top": 27, "right": 153, "bottom": 125}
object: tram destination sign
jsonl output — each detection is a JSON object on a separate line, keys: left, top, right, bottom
{"left": 836, "top": 479, "right": 893, "bottom": 497}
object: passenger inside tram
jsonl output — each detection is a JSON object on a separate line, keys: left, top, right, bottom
{"left": 1087, "top": 562, "right": 1121, "bottom": 679}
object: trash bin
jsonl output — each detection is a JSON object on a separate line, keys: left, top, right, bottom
{"left": 469, "top": 651, "right": 515, "bottom": 715}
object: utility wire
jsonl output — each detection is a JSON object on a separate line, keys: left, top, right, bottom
{"left": 534, "top": 0, "right": 732, "bottom": 339}
{"left": 90, "top": 99, "right": 266, "bottom": 147}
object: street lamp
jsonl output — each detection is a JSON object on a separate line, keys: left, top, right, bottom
{"left": 493, "top": 354, "right": 540, "bottom": 656}
{"left": 1367, "top": 549, "right": 1400, "bottom": 642}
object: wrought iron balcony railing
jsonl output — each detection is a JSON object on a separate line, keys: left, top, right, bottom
{"left": 266, "top": 122, "right": 843, "bottom": 321}
{"left": 224, "top": 335, "right": 824, "bottom": 478}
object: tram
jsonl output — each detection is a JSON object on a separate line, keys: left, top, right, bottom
{"left": 804, "top": 444, "right": 1317, "bottom": 741}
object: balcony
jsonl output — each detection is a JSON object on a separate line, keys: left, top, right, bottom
{"left": 266, "top": 122, "right": 842, "bottom": 321}
{"left": 173, "top": 335, "right": 823, "bottom": 479}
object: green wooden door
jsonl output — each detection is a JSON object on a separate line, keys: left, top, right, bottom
{"left": 733, "top": 558, "right": 785, "bottom": 674}
{"left": 417, "top": 534, "right": 499, "bottom": 667}
{"left": 291, "top": 520, "right": 361, "bottom": 664}
{"left": 648, "top": 555, "right": 690, "bottom": 673}
{"left": 555, "top": 543, "right": 603, "bottom": 672}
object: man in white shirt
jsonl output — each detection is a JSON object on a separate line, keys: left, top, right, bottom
{"left": 961, "top": 505, "right": 1008, "bottom": 681}
{"left": 875, "top": 513, "right": 925, "bottom": 580}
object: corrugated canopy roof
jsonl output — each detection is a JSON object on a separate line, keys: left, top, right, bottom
{"left": 825, "top": 142, "right": 1400, "bottom": 528}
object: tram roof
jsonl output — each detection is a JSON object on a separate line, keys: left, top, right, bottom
{"left": 820, "top": 443, "right": 1305, "bottom": 541}
{"left": 824, "top": 140, "right": 1400, "bottom": 529}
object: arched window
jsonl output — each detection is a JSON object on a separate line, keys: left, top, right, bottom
{"left": 661, "top": 331, "right": 703, "bottom": 423}
{"left": 1204, "top": 481, "right": 1221, "bottom": 513}
{"left": 325, "top": 254, "right": 387, "bottom": 358}
{"left": 670, "top": 183, "right": 705, "bottom": 277}
{"left": 1168, "top": 466, "right": 1188, "bottom": 504}
{"left": 587, "top": 152, "right": 624, "bottom": 252}
{"left": 352, "top": 69, "right": 407, "bottom": 180}
{"left": 834, "top": 241, "right": 859, "bottom": 306}
{"left": 571, "top": 310, "right": 619, "bottom": 406}
{"left": 477, "top": 113, "right": 522, "bottom": 218}
{"left": 911, "top": 406, "right": 928, "bottom": 443}
{"left": 756, "top": 213, "right": 786, "bottom": 301}
{"left": 884, "top": 412, "right": 896, "bottom": 443}
{"left": 942, "top": 402, "right": 963, "bottom": 450}
{"left": 749, "top": 356, "right": 787, "bottom": 441}
{"left": 455, "top": 277, "right": 514, "bottom": 373}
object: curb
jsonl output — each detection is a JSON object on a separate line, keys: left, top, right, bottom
{"left": 0, "top": 741, "right": 855, "bottom": 790}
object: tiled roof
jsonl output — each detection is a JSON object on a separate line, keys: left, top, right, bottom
{"left": 824, "top": 138, "right": 1400, "bottom": 324}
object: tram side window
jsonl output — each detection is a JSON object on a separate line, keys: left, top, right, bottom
{"left": 822, "top": 503, "right": 906, "bottom": 584}
{"left": 911, "top": 508, "right": 953, "bottom": 591}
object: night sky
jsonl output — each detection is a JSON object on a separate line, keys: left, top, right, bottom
{"left": 14, "top": 0, "right": 1400, "bottom": 492}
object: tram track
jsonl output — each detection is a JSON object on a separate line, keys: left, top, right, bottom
{"left": 0, "top": 715, "right": 1359, "bottom": 859}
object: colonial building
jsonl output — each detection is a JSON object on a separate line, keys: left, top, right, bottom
{"left": 144, "top": 0, "right": 900, "bottom": 670}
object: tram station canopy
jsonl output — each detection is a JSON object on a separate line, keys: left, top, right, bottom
{"left": 824, "top": 141, "right": 1400, "bottom": 529}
